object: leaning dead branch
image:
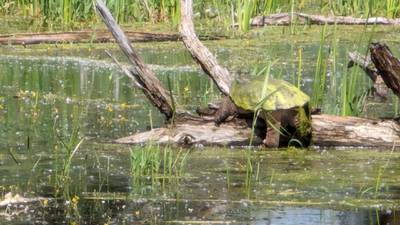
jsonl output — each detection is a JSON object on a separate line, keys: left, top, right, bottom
{"left": 180, "top": 0, "right": 232, "bottom": 95}
{"left": 348, "top": 51, "right": 388, "bottom": 99}
{"left": 370, "top": 43, "right": 400, "bottom": 97}
{"left": 95, "top": 0, "right": 175, "bottom": 119}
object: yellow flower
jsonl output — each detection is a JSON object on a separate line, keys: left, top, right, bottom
{"left": 72, "top": 195, "right": 80, "bottom": 207}
{"left": 120, "top": 102, "right": 128, "bottom": 110}
{"left": 106, "top": 105, "right": 113, "bottom": 112}
{"left": 42, "top": 199, "right": 48, "bottom": 206}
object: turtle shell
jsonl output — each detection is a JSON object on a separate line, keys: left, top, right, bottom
{"left": 230, "top": 78, "right": 310, "bottom": 111}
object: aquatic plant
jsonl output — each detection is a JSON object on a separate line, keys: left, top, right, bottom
{"left": 297, "top": 47, "right": 303, "bottom": 89}
{"left": 236, "top": 0, "right": 257, "bottom": 32}
{"left": 130, "top": 145, "right": 189, "bottom": 184}
{"left": 311, "top": 24, "right": 328, "bottom": 108}
{"left": 54, "top": 117, "right": 84, "bottom": 198}
{"left": 1, "top": 0, "right": 399, "bottom": 30}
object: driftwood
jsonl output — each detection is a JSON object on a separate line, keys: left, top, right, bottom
{"left": 96, "top": 0, "right": 400, "bottom": 148}
{"left": 0, "top": 30, "right": 224, "bottom": 46}
{"left": 311, "top": 115, "right": 400, "bottom": 147}
{"left": 116, "top": 121, "right": 263, "bottom": 146}
{"left": 250, "top": 13, "right": 400, "bottom": 27}
{"left": 116, "top": 115, "right": 400, "bottom": 148}
{"left": 349, "top": 43, "right": 400, "bottom": 100}
{"left": 370, "top": 43, "right": 400, "bottom": 97}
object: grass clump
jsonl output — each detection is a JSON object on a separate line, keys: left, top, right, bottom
{"left": 130, "top": 145, "right": 190, "bottom": 184}
{"left": 1, "top": 0, "right": 400, "bottom": 31}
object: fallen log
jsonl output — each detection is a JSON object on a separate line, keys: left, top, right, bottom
{"left": 311, "top": 115, "right": 400, "bottom": 147}
{"left": 0, "top": 30, "right": 224, "bottom": 46}
{"left": 116, "top": 115, "right": 400, "bottom": 148}
{"left": 116, "top": 120, "right": 263, "bottom": 147}
{"left": 250, "top": 13, "right": 400, "bottom": 27}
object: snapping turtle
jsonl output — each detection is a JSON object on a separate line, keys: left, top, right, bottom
{"left": 215, "top": 78, "right": 311, "bottom": 147}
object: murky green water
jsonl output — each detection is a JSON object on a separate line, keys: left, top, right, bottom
{"left": 0, "top": 25, "right": 400, "bottom": 224}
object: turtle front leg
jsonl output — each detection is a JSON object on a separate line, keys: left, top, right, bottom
{"left": 214, "top": 97, "right": 237, "bottom": 126}
{"left": 263, "top": 111, "right": 281, "bottom": 148}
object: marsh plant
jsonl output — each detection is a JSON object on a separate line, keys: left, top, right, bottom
{"left": 53, "top": 122, "right": 84, "bottom": 198}
{"left": 1, "top": 0, "right": 400, "bottom": 30}
{"left": 130, "top": 145, "right": 190, "bottom": 184}
{"left": 311, "top": 24, "right": 328, "bottom": 108}
{"left": 52, "top": 120, "right": 84, "bottom": 223}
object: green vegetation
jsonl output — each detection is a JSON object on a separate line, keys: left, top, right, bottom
{"left": 0, "top": 0, "right": 399, "bottom": 30}
{"left": 311, "top": 24, "right": 328, "bottom": 108}
{"left": 130, "top": 145, "right": 189, "bottom": 183}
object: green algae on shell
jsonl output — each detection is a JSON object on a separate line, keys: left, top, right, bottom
{"left": 230, "top": 78, "right": 310, "bottom": 111}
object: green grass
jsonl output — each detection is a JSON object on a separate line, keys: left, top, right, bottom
{"left": 311, "top": 24, "right": 328, "bottom": 108}
{"left": 1, "top": 0, "right": 399, "bottom": 31}
{"left": 53, "top": 107, "right": 84, "bottom": 198}
{"left": 130, "top": 145, "right": 189, "bottom": 184}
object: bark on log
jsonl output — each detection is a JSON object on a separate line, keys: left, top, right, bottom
{"left": 116, "top": 114, "right": 400, "bottom": 148}
{"left": 0, "top": 31, "right": 224, "bottom": 46}
{"left": 311, "top": 115, "right": 400, "bottom": 147}
{"left": 116, "top": 120, "right": 263, "bottom": 146}
{"left": 95, "top": 0, "right": 175, "bottom": 119}
{"left": 370, "top": 43, "right": 400, "bottom": 97}
{"left": 250, "top": 13, "right": 400, "bottom": 27}
{"left": 180, "top": 0, "right": 232, "bottom": 95}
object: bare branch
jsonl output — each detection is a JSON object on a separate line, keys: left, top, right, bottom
{"left": 179, "top": 0, "right": 232, "bottom": 95}
{"left": 95, "top": 0, "right": 174, "bottom": 119}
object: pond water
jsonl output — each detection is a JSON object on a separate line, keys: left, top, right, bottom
{"left": 0, "top": 25, "right": 400, "bottom": 224}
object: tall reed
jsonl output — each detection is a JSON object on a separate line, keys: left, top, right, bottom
{"left": 1, "top": 0, "right": 399, "bottom": 30}
{"left": 130, "top": 145, "right": 189, "bottom": 184}
{"left": 311, "top": 24, "right": 328, "bottom": 108}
